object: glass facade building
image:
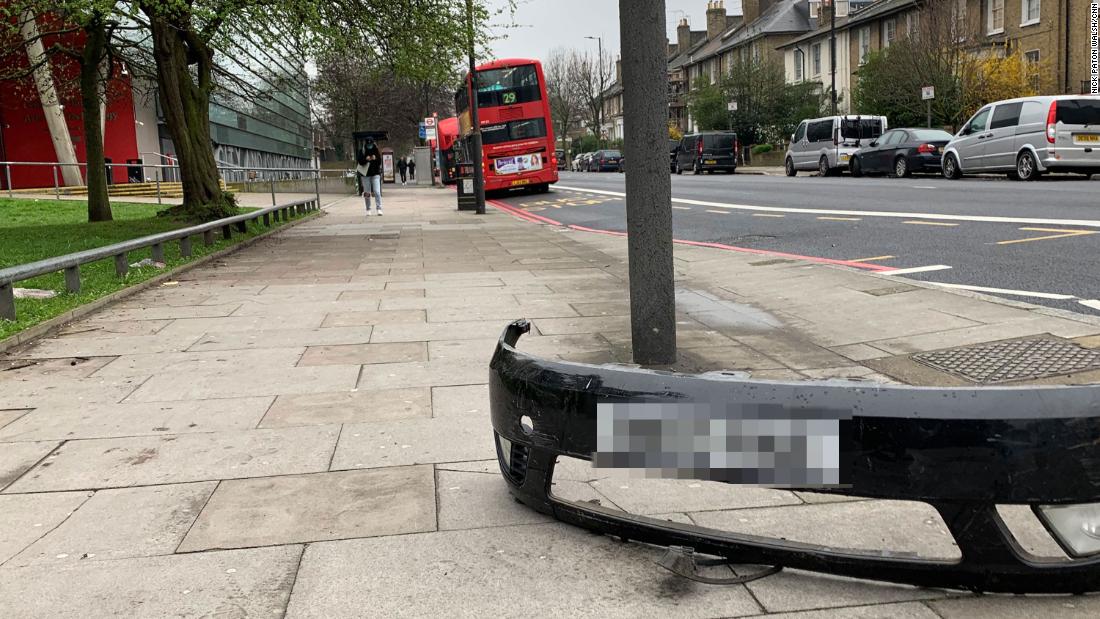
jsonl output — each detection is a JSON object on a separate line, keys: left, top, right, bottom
{"left": 157, "top": 31, "right": 312, "bottom": 171}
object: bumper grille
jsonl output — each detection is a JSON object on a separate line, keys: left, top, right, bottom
{"left": 496, "top": 434, "right": 531, "bottom": 486}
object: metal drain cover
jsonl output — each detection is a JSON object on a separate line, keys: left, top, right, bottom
{"left": 912, "top": 337, "right": 1100, "bottom": 384}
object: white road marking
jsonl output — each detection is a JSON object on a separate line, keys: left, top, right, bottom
{"left": 903, "top": 220, "right": 959, "bottom": 227}
{"left": 882, "top": 265, "right": 953, "bottom": 275}
{"left": 926, "top": 282, "right": 1078, "bottom": 300}
{"left": 555, "top": 185, "right": 1100, "bottom": 228}
{"left": 1080, "top": 300, "right": 1100, "bottom": 311}
{"left": 912, "top": 185, "right": 937, "bottom": 189}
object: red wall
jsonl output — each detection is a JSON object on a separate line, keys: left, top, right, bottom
{"left": 0, "top": 20, "right": 140, "bottom": 189}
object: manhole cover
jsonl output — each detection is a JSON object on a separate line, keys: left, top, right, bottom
{"left": 912, "top": 337, "right": 1100, "bottom": 384}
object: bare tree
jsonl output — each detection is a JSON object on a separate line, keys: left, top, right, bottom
{"left": 543, "top": 48, "right": 583, "bottom": 153}
{"left": 312, "top": 52, "right": 457, "bottom": 161}
{"left": 566, "top": 47, "right": 612, "bottom": 144}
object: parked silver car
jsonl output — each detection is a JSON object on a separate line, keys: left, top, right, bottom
{"left": 785, "top": 115, "right": 888, "bottom": 176}
{"left": 942, "top": 95, "right": 1100, "bottom": 180}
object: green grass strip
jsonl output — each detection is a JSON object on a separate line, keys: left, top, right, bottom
{"left": 0, "top": 197, "right": 302, "bottom": 341}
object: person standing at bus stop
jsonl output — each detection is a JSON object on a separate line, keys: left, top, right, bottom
{"left": 357, "top": 137, "right": 383, "bottom": 216}
{"left": 407, "top": 156, "right": 416, "bottom": 182}
{"left": 397, "top": 156, "right": 408, "bottom": 185}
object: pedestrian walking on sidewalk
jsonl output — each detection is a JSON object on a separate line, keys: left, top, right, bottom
{"left": 407, "top": 156, "right": 416, "bottom": 182}
{"left": 356, "top": 137, "right": 383, "bottom": 216}
{"left": 397, "top": 157, "right": 408, "bottom": 185}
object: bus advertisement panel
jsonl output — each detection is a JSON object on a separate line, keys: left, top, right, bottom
{"left": 455, "top": 58, "right": 558, "bottom": 193}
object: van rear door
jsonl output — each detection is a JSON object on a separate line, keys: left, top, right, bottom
{"left": 1054, "top": 98, "right": 1100, "bottom": 166}
{"left": 702, "top": 133, "right": 736, "bottom": 168}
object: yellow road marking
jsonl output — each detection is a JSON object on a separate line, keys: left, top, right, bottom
{"left": 818, "top": 216, "right": 862, "bottom": 221}
{"left": 850, "top": 255, "right": 896, "bottom": 263}
{"left": 997, "top": 227, "right": 1097, "bottom": 245}
{"left": 551, "top": 204, "right": 562, "bottom": 209}
{"left": 705, "top": 210, "right": 728, "bottom": 214}
{"left": 753, "top": 213, "right": 785, "bottom": 218}
{"left": 903, "top": 220, "right": 959, "bottom": 227}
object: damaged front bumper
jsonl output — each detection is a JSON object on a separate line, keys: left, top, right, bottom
{"left": 489, "top": 320, "right": 1100, "bottom": 593}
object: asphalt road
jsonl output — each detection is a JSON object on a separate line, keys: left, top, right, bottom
{"left": 492, "top": 170, "right": 1100, "bottom": 316}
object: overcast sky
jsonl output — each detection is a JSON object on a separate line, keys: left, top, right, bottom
{"left": 486, "top": 0, "right": 744, "bottom": 63}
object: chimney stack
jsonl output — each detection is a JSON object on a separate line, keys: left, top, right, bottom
{"left": 676, "top": 17, "right": 692, "bottom": 53}
{"left": 615, "top": 58, "right": 622, "bottom": 83}
{"left": 742, "top": 0, "right": 770, "bottom": 24}
{"left": 706, "top": 1, "right": 727, "bottom": 40}
{"left": 818, "top": 0, "right": 834, "bottom": 28}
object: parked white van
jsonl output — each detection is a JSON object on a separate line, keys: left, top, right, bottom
{"left": 942, "top": 95, "right": 1100, "bottom": 180}
{"left": 785, "top": 115, "right": 889, "bottom": 177}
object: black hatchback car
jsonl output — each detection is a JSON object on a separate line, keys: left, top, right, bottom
{"left": 850, "top": 128, "right": 954, "bottom": 178}
{"left": 587, "top": 150, "right": 622, "bottom": 172}
{"left": 674, "top": 131, "right": 739, "bottom": 174}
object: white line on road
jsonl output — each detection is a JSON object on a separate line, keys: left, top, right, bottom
{"left": 903, "top": 220, "right": 959, "bottom": 227}
{"left": 1080, "top": 300, "right": 1100, "bottom": 311}
{"left": 925, "top": 282, "right": 1078, "bottom": 300}
{"left": 882, "top": 265, "right": 954, "bottom": 276}
{"left": 554, "top": 185, "right": 1100, "bottom": 228}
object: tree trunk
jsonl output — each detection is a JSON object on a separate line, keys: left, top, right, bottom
{"left": 145, "top": 10, "right": 236, "bottom": 221}
{"left": 20, "top": 10, "right": 83, "bottom": 187}
{"left": 80, "top": 17, "right": 112, "bottom": 222}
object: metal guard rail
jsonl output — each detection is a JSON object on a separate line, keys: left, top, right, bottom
{"left": 489, "top": 319, "right": 1100, "bottom": 593}
{"left": 0, "top": 198, "right": 320, "bottom": 321}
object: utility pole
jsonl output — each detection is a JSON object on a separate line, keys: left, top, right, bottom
{"left": 466, "top": 0, "right": 486, "bottom": 214}
{"left": 585, "top": 35, "right": 605, "bottom": 148}
{"left": 829, "top": 0, "right": 837, "bottom": 115}
{"left": 619, "top": 0, "right": 676, "bottom": 365}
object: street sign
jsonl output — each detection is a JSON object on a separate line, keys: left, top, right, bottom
{"left": 727, "top": 101, "right": 738, "bottom": 112}
{"left": 418, "top": 124, "right": 427, "bottom": 139}
{"left": 922, "top": 86, "right": 935, "bottom": 100}
{"left": 425, "top": 127, "right": 438, "bottom": 141}
{"left": 424, "top": 117, "right": 437, "bottom": 128}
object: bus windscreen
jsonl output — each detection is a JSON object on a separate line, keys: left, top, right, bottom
{"left": 482, "top": 119, "right": 547, "bottom": 145}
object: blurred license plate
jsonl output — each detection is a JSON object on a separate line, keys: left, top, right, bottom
{"left": 840, "top": 154, "right": 850, "bottom": 162}
{"left": 511, "top": 179, "right": 531, "bottom": 187}
{"left": 1075, "top": 134, "right": 1100, "bottom": 144}
{"left": 704, "top": 159, "right": 717, "bottom": 164}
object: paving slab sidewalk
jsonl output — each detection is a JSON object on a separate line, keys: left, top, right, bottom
{"left": 2, "top": 186, "right": 1099, "bottom": 617}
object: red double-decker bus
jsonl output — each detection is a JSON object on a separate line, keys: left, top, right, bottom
{"left": 455, "top": 58, "right": 558, "bottom": 193}
{"left": 438, "top": 117, "right": 460, "bottom": 185}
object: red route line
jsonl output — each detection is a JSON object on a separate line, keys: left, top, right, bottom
{"left": 487, "top": 198, "right": 891, "bottom": 272}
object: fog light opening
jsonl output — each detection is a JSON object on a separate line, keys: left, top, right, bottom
{"left": 1036, "top": 503, "right": 1100, "bottom": 558}
{"left": 520, "top": 415, "right": 534, "bottom": 435}
{"left": 498, "top": 435, "right": 513, "bottom": 469}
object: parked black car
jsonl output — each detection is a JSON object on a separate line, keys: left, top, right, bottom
{"left": 587, "top": 150, "right": 622, "bottom": 172}
{"left": 850, "top": 128, "right": 954, "bottom": 178}
{"left": 669, "top": 139, "right": 680, "bottom": 172}
{"left": 674, "top": 131, "right": 738, "bottom": 174}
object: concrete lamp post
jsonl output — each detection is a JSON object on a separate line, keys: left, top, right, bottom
{"left": 618, "top": 0, "right": 677, "bottom": 365}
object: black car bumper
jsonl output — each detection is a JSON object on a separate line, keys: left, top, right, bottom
{"left": 489, "top": 320, "right": 1100, "bottom": 593}
{"left": 909, "top": 153, "right": 944, "bottom": 172}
